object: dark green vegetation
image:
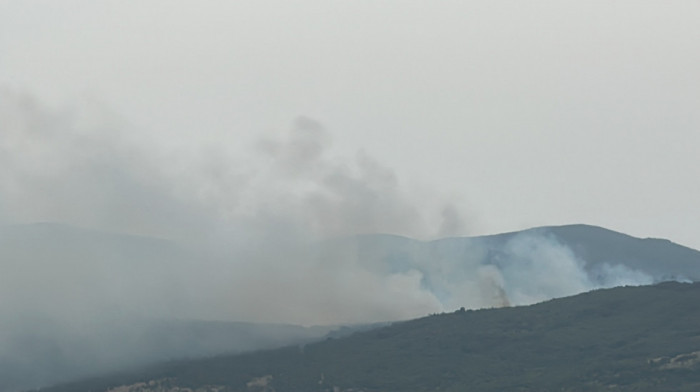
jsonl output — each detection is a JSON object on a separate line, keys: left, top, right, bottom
{"left": 39, "top": 282, "right": 700, "bottom": 392}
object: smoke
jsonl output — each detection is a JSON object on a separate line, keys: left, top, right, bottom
{"left": 339, "top": 232, "right": 658, "bottom": 317}
{"left": 247, "top": 116, "right": 452, "bottom": 240}
{"left": 0, "top": 88, "right": 666, "bottom": 326}
{"left": 0, "top": 88, "right": 681, "bottom": 390}
{"left": 0, "top": 88, "right": 463, "bottom": 325}
{"left": 0, "top": 88, "right": 212, "bottom": 241}
{"left": 493, "top": 234, "right": 655, "bottom": 305}
{"left": 1, "top": 88, "right": 467, "bottom": 240}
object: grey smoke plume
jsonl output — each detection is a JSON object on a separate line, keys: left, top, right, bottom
{"left": 0, "top": 89, "right": 463, "bottom": 242}
{"left": 0, "top": 88, "right": 462, "bottom": 325}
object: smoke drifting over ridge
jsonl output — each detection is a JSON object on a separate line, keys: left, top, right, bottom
{"left": 0, "top": 89, "right": 664, "bottom": 328}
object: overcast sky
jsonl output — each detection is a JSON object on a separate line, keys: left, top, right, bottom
{"left": 1, "top": 1, "right": 699, "bottom": 248}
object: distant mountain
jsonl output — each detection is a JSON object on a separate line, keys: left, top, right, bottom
{"left": 38, "top": 281, "right": 700, "bottom": 392}
{"left": 342, "top": 224, "right": 700, "bottom": 308}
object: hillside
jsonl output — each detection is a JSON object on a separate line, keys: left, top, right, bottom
{"left": 38, "top": 282, "right": 700, "bottom": 392}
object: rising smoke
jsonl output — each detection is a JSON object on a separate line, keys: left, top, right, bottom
{"left": 0, "top": 88, "right": 660, "bottom": 324}
{"left": 0, "top": 88, "right": 439, "bottom": 346}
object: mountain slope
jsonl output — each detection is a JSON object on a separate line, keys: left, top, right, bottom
{"left": 347, "top": 224, "right": 700, "bottom": 308}
{"left": 39, "top": 282, "right": 700, "bottom": 392}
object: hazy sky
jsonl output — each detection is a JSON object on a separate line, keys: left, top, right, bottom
{"left": 1, "top": 5, "right": 699, "bottom": 387}
{"left": 1, "top": 1, "right": 699, "bottom": 248}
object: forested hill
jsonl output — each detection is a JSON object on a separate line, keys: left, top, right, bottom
{"left": 39, "top": 281, "right": 700, "bottom": 392}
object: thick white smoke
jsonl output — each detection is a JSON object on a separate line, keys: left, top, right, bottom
{"left": 480, "top": 233, "right": 655, "bottom": 306}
